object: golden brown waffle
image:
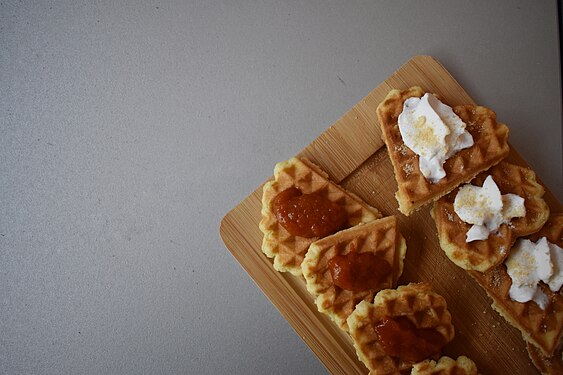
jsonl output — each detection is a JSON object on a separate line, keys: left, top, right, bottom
{"left": 411, "top": 356, "right": 480, "bottom": 375}
{"left": 376, "top": 87, "right": 510, "bottom": 216}
{"left": 347, "top": 283, "right": 455, "bottom": 375}
{"left": 301, "top": 216, "right": 407, "bottom": 331}
{"left": 259, "top": 157, "right": 382, "bottom": 275}
{"left": 432, "top": 162, "right": 549, "bottom": 272}
{"left": 527, "top": 340, "right": 563, "bottom": 375}
{"left": 469, "top": 214, "right": 563, "bottom": 357}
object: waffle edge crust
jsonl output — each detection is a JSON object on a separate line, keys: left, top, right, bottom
{"left": 301, "top": 216, "right": 407, "bottom": 332}
{"left": 259, "top": 157, "right": 382, "bottom": 275}
{"left": 411, "top": 355, "right": 480, "bottom": 375}
{"left": 376, "top": 86, "right": 510, "bottom": 216}
{"left": 346, "top": 282, "right": 455, "bottom": 375}
{"left": 527, "top": 340, "right": 563, "bottom": 375}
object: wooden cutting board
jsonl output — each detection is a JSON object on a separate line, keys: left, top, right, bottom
{"left": 219, "top": 55, "right": 562, "bottom": 374}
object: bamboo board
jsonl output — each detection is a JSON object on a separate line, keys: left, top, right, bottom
{"left": 219, "top": 55, "right": 562, "bottom": 374}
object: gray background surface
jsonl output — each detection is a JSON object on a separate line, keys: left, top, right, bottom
{"left": 1, "top": 1, "right": 561, "bottom": 374}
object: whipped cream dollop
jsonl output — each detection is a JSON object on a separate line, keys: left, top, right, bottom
{"left": 506, "top": 237, "right": 563, "bottom": 309}
{"left": 453, "top": 175, "right": 526, "bottom": 242}
{"left": 398, "top": 93, "right": 474, "bottom": 182}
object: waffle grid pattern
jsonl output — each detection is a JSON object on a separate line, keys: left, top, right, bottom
{"left": 432, "top": 162, "right": 550, "bottom": 272}
{"left": 411, "top": 356, "right": 480, "bottom": 375}
{"left": 302, "top": 216, "right": 406, "bottom": 331}
{"left": 259, "top": 157, "right": 382, "bottom": 275}
{"left": 469, "top": 214, "right": 563, "bottom": 358}
{"left": 347, "top": 283, "right": 455, "bottom": 375}
{"left": 376, "top": 87, "right": 510, "bottom": 215}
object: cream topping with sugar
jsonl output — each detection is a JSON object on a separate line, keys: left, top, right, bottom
{"left": 398, "top": 93, "right": 474, "bottom": 182}
{"left": 505, "top": 237, "right": 563, "bottom": 309}
{"left": 453, "top": 175, "right": 526, "bottom": 242}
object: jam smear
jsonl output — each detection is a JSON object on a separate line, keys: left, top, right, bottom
{"left": 328, "top": 252, "right": 391, "bottom": 292}
{"left": 374, "top": 315, "right": 445, "bottom": 362}
{"left": 272, "top": 187, "right": 348, "bottom": 238}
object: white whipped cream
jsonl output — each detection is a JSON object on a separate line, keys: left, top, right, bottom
{"left": 453, "top": 175, "right": 526, "bottom": 242}
{"left": 398, "top": 93, "right": 474, "bottom": 182}
{"left": 506, "top": 237, "right": 563, "bottom": 309}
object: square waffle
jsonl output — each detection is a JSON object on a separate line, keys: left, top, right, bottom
{"left": 469, "top": 214, "right": 563, "bottom": 358}
{"left": 346, "top": 283, "right": 455, "bottom": 375}
{"left": 259, "top": 157, "right": 382, "bottom": 275}
{"left": 301, "top": 216, "right": 407, "bottom": 331}
{"left": 411, "top": 356, "right": 480, "bottom": 375}
{"left": 376, "top": 87, "right": 510, "bottom": 216}
{"left": 432, "top": 162, "right": 550, "bottom": 272}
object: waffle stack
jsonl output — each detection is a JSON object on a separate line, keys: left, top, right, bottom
{"left": 302, "top": 216, "right": 406, "bottom": 331}
{"left": 257, "top": 81, "right": 555, "bottom": 373}
{"left": 347, "top": 283, "right": 455, "bottom": 375}
{"left": 376, "top": 87, "right": 510, "bottom": 216}
{"left": 260, "top": 158, "right": 481, "bottom": 373}
{"left": 432, "top": 161, "right": 558, "bottom": 375}
{"left": 469, "top": 215, "right": 563, "bottom": 363}
{"left": 432, "top": 162, "right": 550, "bottom": 272}
{"left": 259, "top": 157, "right": 382, "bottom": 275}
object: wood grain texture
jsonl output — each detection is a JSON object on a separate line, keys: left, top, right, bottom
{"left": 220, "top": 55, "right": 562, "bottom": 374}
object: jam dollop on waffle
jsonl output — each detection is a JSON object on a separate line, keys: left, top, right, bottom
{"left": 302, "top": 216, "right": 406, "bottom": 331}
{"left": 347, "top": 283, "right": 454, "bottom": 374}
{"left": 259, "top": 157, "right": 382, "bottom": 275}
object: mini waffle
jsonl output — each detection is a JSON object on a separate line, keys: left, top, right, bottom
{"left": 301, "top": 216, "right": 406, "bottom": 331}
{"left": 469, "top": 214, "right": 563, "bottom": 357}
{"left": 259, "top": 157, "right": 382, "bottom": 275}
{"left": 347, "top": 283, "right": 455, "bottom": 375}
{"left": 432, "top": 162, "right": 549, "bottom": 272}
{"left": 376, "top": 87, "right": 510, "bottom": 216}
{"left": 411, "top": 356, "right": 480, "bottom": 375}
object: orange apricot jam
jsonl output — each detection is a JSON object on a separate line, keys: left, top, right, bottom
{"left": 328, "top": 252, "right": 391, "bottom": 292}
{"left": 272, "top": 187, "right": 347, "bottom": 238}
{"left": 374, "top": 315, "right": 445, "bottom": 362}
